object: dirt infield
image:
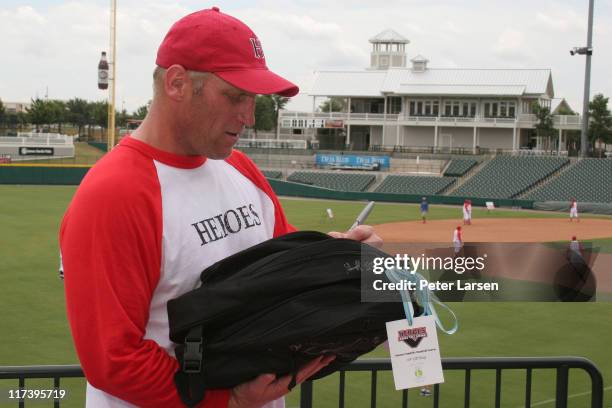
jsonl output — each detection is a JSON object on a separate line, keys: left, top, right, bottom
{"left": 374, "top": 218, "right": 612, "bottom": 294}
{"left": 374, "top": 218, "right": 612, "bottom": 243}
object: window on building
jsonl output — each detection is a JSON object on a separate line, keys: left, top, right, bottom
{"left": 508, "top": 102, "right": 516, "bottom": 117}
{"left": 370, "top": 100, "right": 384, "bottom": 113}
{"left": 484, "top": 102, "right": 500, "bottom": 118}
{"left": 409, "top": 99, "right": 440, "bottom": 116}
{"left": 485, "top": 101, "right": 518, "bottom": 118}
{"left": 452, "top": 101, "right": 459, "bottom": 116}
{"left": 443, "top": 100, "right": 466, "bottom": 117}
{"left": 387, "top": 97, "right": 402, "bottom": 114}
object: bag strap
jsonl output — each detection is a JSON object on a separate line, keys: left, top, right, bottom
{"left": 174, "top": 326, "right": 206, "bottom": 407}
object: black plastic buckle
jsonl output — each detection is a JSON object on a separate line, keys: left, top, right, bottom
{"left": 182, "top": 336, "right": 203, "bottom": 374}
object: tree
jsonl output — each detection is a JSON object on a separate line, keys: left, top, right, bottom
{"left": 556, "top": 105, "right": 575, "bottom": 115}
{"left": 532, "top": 102, "right": 555, "bottom": 150}
{"left": 48, "top": 99, "right": 67, "bottom": 133}
{"left": 66, "top": 98, "right": 90, "bottom": 138}
{"left": 588, "top": 94, "right": 612, "bottom": 155}
{"left": 90, "top": 101, "right": 108, "bottom": 128}
{"left": 270, "top": 95, "right": 289, "bottom": 132}
{"left": 318, "top": 97, "right": 345, "bottom": 113}
{"left": 116, "top": 109, "right": 129, "bottom": 128}
{"left": 0, "top": 98, "right": 5, "bottom": 126}
{"left": 253, "top": 95, "right": 275, "bottom": 135}
{"left": 315, "top": 97, "right": 347, "bottom": 149}
{"left": 27, "top": 98, "right": 53, "bottom": 132}
{"left": 133, "top": 102, "right": 150, "bottom": 120}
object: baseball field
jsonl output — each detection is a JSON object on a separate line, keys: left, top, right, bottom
{"left": 0, "top": 184, "right": 610, "bottom": 407}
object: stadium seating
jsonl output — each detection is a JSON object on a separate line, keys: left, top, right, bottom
{"left": 262, "top": 170, "right": 282, "bottom": 179}
{"left": 287, "top": 171, "right": 375, "bottom": 192}
{"left": 443, "top": 159, "right": 478, "bottom": 177}
{"left": 525, "top": 158, "right": 612, "bottom": 203}
{"left": 374, "top": 175, "right": 456, "bottom": 195}
{"left": 451, "top": 156, "right": 569, "bottom": 199}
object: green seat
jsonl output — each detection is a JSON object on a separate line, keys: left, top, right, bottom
{"left": 526, "top": 158, "right": 612, "bottom": 203}
{"left": 375, "top": 175, "right": 456, "bottom": 195}
{"left": 287, "top": 171, "right": 375, "bottom": 192}
{"left": 450, "top": 156, "right": 569, "bottom": 199}
{"left": 444, "top": 159, "right": 478, "bottom": 177}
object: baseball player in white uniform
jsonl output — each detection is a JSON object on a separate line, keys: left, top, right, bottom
{"left": 463, "top": 200, "right": 472, "bottom": 225}
{"left": 453, "top": 225, "right": 463, "bottom": 256}
{"left": 569, "top": 198, "right": 579, "bottom": 222}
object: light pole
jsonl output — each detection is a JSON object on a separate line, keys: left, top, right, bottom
{"left": 570, "top": 0, "right": 594, "bottom": 157}
{"left": 107, "top": 0, "right": 117, "bottom": 152}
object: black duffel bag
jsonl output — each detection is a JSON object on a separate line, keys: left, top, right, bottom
{"left": 168, "top": 231, "right": 416, "bottom": 406}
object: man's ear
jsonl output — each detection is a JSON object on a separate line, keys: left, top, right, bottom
{"left": 164, "top": 65, "right": 188, "bottom": 101}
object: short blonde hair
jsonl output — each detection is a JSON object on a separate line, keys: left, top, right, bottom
{"left": 153, "top": 66, "right": 211, "bottom": 96}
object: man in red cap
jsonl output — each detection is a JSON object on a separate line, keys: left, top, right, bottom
{"left": 60, "top": 7, "right": 380, "bottom": 408}
{"left": 568, "top": 235, "right": 583, "bottom": 257}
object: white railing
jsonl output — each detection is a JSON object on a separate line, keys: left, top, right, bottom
{"left": 280, "top": 111, "right": 583, "bottom": 129}
{"left": 2, "top": 133, "right": 74, "bottom": 146}
{"left": 235, "top": 139, "right": 307, "bottom": 149}
{"left": 553, "top": 115, "right": 581, "bottom": 126}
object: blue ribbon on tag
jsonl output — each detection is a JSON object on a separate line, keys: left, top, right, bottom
{"left": 384, "top": 267, "right": 458, "bottom": 335}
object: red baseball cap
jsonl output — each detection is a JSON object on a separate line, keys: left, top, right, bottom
{"left": 156, "top": 7, "right": 298, "bottom": 97}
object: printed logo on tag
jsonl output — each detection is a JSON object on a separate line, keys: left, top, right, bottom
{"left": 398, "top": 327, "right": 427, "bottom": 348}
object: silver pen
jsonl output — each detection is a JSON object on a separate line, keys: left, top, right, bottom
{"left": 349, "top": 201, "right": 375, "bottom": 230}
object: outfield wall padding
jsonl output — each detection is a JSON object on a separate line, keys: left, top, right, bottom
{"left": 0, "top": 165, "right": 91, "bottom": 185}
{"left": 8, "top": 167, "right": 612, "bottom": 215}
{"left": 88, "top": 142, "right": 108, "bottom": 152}
{"left": 533, "top": 201, "right": 612, "bottom": 215}
{"left": 267, "top": 179, "right": 535, "bottom": 209}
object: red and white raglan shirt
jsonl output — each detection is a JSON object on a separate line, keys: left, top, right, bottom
{"left": 60, "top": 136, "right": 294, "bottom": 408}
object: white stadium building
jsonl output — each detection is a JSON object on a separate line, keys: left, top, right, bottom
{"left": 278, "top": 29, "right": 580, "bottom": 154}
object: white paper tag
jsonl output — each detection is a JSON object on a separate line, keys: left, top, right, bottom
{"left": 385, "top": 316, "right": 444, "bottom": 390}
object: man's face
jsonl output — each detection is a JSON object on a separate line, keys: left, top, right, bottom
{"left": 179, "top": 74, "right": 256, "bottom": 159}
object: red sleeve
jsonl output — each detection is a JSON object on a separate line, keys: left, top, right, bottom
{"left": 60, "top": 153, "right": 229, "bottom": 408}
{"left": 226, "top": 149, "right": 296, "bottom": 236}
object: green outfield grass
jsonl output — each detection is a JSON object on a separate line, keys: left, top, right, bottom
{"left": 0, "top": 185, "right": 610, "bottom": 407}
{"left": 18, "top": 142, "right": 105, "bottom": 165}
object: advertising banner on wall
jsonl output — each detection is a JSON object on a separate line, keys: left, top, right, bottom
{"left": 315, "top": 154, "right": 390, "bottom": 169}
{"left": 18, "top": 147, "right": 54, "bottom": 156}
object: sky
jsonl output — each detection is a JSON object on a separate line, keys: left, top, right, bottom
{"left": 1, "top": 0, "right": 610, "bottom": 113}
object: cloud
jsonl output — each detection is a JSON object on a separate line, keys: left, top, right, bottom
{"left": 0, "top": 0, "right": 610, "bottom": 114}
{"left": 535, "top": 10, "right": 584, "bottom": 33}
{"left": 245, "top": 11, "right": 342, "bottom": 41}
{"left": 493, "top": 29, "right": 533, "bottom": 64}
